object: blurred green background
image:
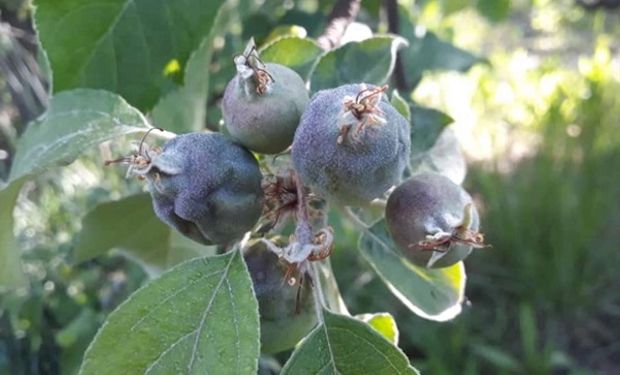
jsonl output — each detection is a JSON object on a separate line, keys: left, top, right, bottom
{"left": 1, "top": 0, "right": 619, "bottom": 374}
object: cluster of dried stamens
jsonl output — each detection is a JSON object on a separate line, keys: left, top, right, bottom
{"left": 337, "top": 85, "right": 388, "bottom": 144}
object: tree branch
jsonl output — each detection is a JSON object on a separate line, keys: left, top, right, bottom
{"left": 316, "top": 0, "right": 362, "bottom": 51}
{"left": 385, "top": 0, "right": 408, "bottom": 92}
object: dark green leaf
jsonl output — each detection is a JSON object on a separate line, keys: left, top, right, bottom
{"left": 410, "top": 104, "right": 453, "bottom": 154}
{"left": 79, "top": 250, "right": 260, "bottom": 375}
{"left": 0, "top": 178, "right": 28, "bottom": 290}
{"left": 260, "top": 37, "right": 322, "bottom": 80}
{"left": 35, "top": 0, "right": 227, "bottom": 110}
{"left": 310, "top": 36, "right": 408, "bottom": 92}
{"left": 399, "top": 5, "right": 483, "bottom": 88}
{"left": 477, "top": 0, "right": 511, "bottom": 22}
{"left": 282, "top": 310, "right": 417, "bottom": 375}
{"left": 151, "top": 5, "right": 228, "bottom": 133}
{"left": 359, "top": 219, "right": 466, "bottom": 321}
{"left": 75, "top": 194, "right": 214, "bottom": 273}
{"left": 9, "top": 89, "right": 150, "bottom": 183}
{"left": 391, "top": 90, "right": 411, "bottom": 122}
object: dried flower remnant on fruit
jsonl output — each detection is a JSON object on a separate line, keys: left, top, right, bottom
{"left": 233, "top": 40, "right": 274, "bottom": 95}
{"left": 411, "top": 204, "right": 489, "bottom": 254}
{"left": 338, "top": 85, "right": 388, "bottom": 144}
{"left": 104, "top": 127, "right": 163, "bottom": 179}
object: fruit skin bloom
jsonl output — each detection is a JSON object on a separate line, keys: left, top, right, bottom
{"left": 292, "top": 83, "right": 410, "bottom": 206}
{"left": 146, "top": 132, "right": 263, "bottom": 245}
{"left": 386, "top": 172, "right": 480, "bottom": 268}
{"left": 222, "top": 63, "right": 309, "bottom": 154}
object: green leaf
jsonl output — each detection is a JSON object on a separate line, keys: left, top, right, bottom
{"left": 34, "top": 0, "right": 227, "bottom": 110}
{"left": 410, "top": 104, "right": 453, "bottom": 154}
{"left": 0, "top": 178, "right": 28, "bottom": 290}
{"left": 399, "top": 5, "right": 483, "bottom": 88}
{"left": 358, "top": 219, "right": 466, "bottom": 321}
{"left": 282, "top": 310, "right": 417, "bottom": 375}
{"left": 259, "top": 37, "right": 323, "bottom": 81}
{"left": 151, "top": 5, "right": 230, "bottom": 133}
{"left": 355, "top": 313, "right": 399, "bottom": 345}
{"left": 9, "top": 89, "right": 150, "bottom": 183}
{"left": 79, "top": 250, "right": 259, "bottom": 375}
{"left": 476, "top": 0, "right": 511, "bottom": 22}
{"left": 391, "top": 90, "right": 411, "bottom": 122}
{"left": 410, "top": 127, "right": 467, "bottom": 185}
{"left": 75, "top": 193, "right": 214, "bottom": 273}
{"left": 310, "top": 35, "right": 408, "bottom": 92}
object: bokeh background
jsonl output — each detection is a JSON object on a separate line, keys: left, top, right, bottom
{"left": 1, "top": 0, "right": 619, "bottom": 374}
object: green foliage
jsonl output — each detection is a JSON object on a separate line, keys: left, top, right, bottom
{"left": 8, "top": 89, "right": 150, "bottom": 182}
{"left": 1, "top": 0, "right": 527, "bottom": 373}
{"left": 34, "top": 0, "right": 227, "bottom": 110}
{"left": 281, "top": 310, "right": 418, "bottom": 375}
{"left": 259, "top": 37, "right": 323, "bottom": 81}
{"left": 310, "top": 36, "right": 408, "bottom": 92}
{"left": 359, "top": 219, "right": 466, "bottom": 321}
{"left": 79, "top": 250, "right": 259, "bottom": 375}
{"left": 75, "top": 194, "right": 214, "bottom": 272}
{"left": 0, "top": 178, "right": 27, "bottom": 289}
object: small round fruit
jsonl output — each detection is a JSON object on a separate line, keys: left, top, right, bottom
{"left": 137, "top": 132, "right": 263, "bottom": 246}
{"left": 292, "top": 83, "right": 410, "bottom": 206}
{"left": 385, "top": 172, "right": 482, "bottom": 268}
{"left": 244, "top": 241, "right": 316, "bottom": 354}
{"left": 222, "top": 46, "right": 309, "bottom": 154}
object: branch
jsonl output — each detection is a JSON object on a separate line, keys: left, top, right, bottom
{"left": 385, "top": 0, "right": 408, "bottom": 92}
{"left": 316, "top": 0, "right": 362, "bottom": 51}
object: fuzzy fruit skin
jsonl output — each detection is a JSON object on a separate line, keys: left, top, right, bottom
{"left": 292, "top": 83, "right": 410, "bottom": 206}
{"left": 222, "top": 63, "right": 309, "bottom": 154}
{"left": 244, "top": 241, "right": 316, "bottom": 354}
{"left": 147, "top": 133, "right": 263, "bottom": 245}
{"left": 385, "top": 172, "right": 479, "bottom": 268}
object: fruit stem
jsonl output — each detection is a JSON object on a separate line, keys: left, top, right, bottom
{"left": 292, "top": 172, "right": 329, "bottom": 323}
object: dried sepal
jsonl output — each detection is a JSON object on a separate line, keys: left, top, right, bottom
{"left": 337, "top": 85, "right": 389, "bottom": 145}
{"left": 234, "top": 38, "right": 274, "bottom": 96}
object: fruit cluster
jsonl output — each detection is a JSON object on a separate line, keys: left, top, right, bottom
{"left": 108, "top": 40, "right": 484, "bottom": 353}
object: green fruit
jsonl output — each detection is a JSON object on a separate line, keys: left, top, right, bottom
{"left": 244, "top": 241, "right": 317, "bottom": 353}
{"left": 385, "top": 172, "right": 481, "bottom": 268}
{"left": 222, "top": 45, "right": 309, "bottom": 154}
{"left": 130, "top": 132, "right": 264, "bottom": 246}
{"left": 292, "top": 83, "right": 410, "bottom": 206}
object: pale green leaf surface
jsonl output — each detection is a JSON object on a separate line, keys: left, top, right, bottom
{"left": 75, "top": 193, "right": 214, "bottom": 272}
{"left": 9, "top": 89, "right": 149, "bottom": 183}
{"left": 391, "top": 90, "right": 411, "bottom": 122}
{"left": 260, "top": 37, "right": 323, "bottom": 80}
{"left": 359, "top": 219, "right": 466, "bottom": 321}
{"left": 356, "top": 313, "right": 399, "bottom": 345}
{"left": 410, "top": 127, "right": 467, "bottom": 185}
{"left": 79, "top": 250, "right": 259, "bottom": 375}
{"left": 310, "top": 36, "right": 408, "bottom": 92}
{"left": 35, "top": 0, "right": 226, "bottom": 110}
{"left": 282, "top": 310, "right": 417, "bottom": 375}
{"left": 0, "top": 178, "right": 28, "bottom": 290}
